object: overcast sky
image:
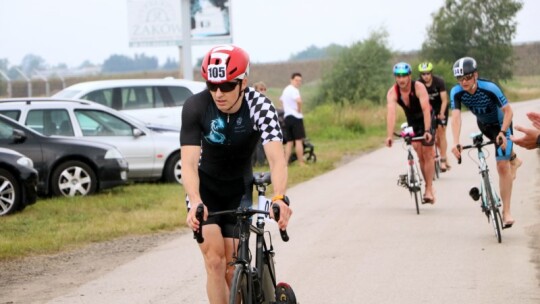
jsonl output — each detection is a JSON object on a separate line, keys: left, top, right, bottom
{"left": 1, "top": 0, "right": 539, "bottom": 68}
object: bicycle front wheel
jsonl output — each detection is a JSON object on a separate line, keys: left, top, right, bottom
{"left": 409, "top": 165, "right": 421, "bottom": 215}
{"left": 230, "top": 264, "right": 251, "bottom": 304}
{"left": 483, "top": 174, "right": 502, "bottom": 243}
{"left": 434, "top": 159, "right": 441, "bottom": 179}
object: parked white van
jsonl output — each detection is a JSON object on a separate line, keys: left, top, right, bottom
{"left": 53, "top": 78, "right": 206, "bottom": 128}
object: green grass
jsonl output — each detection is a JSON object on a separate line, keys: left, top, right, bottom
{"left": 1, "top": 76, "right": 539, "bottom": 261}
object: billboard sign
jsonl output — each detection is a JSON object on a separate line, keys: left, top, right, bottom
{"left": 127, "top": 0, "right": 232, "bottom": 47}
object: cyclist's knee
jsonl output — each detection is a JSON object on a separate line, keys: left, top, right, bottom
{"left": 204, "top": 253, "right": 227, "bottom": 275}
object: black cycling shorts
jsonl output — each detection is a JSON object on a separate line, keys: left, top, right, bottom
{"left": 284, "top": 116, "right": 306, "bottom": 141}
{"left": 186, "top": 170, "right": 253, "bottom": 238}
{"left": 477, "top": 121, "right": 514, "bottom": 161}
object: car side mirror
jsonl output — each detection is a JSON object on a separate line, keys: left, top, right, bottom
{"left": 133, "top": 128, "right": 145, "bottom": 137}
{"left": 12, "top": 128, "right": 27, "bottom": 144}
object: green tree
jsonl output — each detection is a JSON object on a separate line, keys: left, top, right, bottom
{"left": 421, "top": 0, "right": 523, "bottom": 82}
{"left": 315, "top": 30, "right": 392, "bottom": 105}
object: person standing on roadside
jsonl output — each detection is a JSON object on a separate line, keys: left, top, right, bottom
{"left": 450, "top": 56, "right": 521, "bottom": 228}
{"left": 280, "top": 72, "right": 306, "bottom": 166}
{"left": 417, "top": 62, "right": 451, "bottom": 172}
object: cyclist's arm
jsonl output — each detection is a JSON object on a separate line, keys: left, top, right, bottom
{"left": 500, "top": 104, "right": 513, "bottom": 135}
{"left": 181, "top": 145, "right": 203, "bottom": 207}
{"left": 386, "top": 87, "right": 397, "bottom": 140}
{"left": 440, "top": 90, "right": 449, "bottom": 118}
{"left": 264, "top": 141, "right": 288, "bottom": 197}
{"left": 415, "top": 81, "right": 432, "bottom": 132}
{"left": 451, "top": 109, "right": 462, "bottom": 146}
{"left": 263, "top": 141, "right": 290, "bottom": 229}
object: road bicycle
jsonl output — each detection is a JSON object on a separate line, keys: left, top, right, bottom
{"left": 194, "top": 172, "right": 297, "bottom": 304}
{"left": 458, "top": 132, "right": 505, "bottom": 243}
{"left": 394, "top": 124, "right": 426, "bottom": 215}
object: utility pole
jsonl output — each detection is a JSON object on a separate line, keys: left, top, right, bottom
{"left": 179, "top": 0, "right": 193, "bottom": 80}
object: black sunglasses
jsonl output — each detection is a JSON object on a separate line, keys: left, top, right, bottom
{"left": 456, "top": 73, "right": 474, "bottom": 82}
{"left": 206, "top": 81, "right": 239, "bottom": 93}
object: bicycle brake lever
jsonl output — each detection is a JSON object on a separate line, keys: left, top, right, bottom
{"left": 272, "top": 204, "right": 289, "bottom": 242}
{"left": 194, "top": 204, "right": 204, "bottom": 243}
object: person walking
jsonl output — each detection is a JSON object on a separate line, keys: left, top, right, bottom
{"left": 280, "top": 72, "right": 306, "bottom": 166}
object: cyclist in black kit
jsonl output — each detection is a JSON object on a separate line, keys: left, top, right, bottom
{"left": 181, "top": 45, "right": 292, "bottom": 303}
{"left": 450, "top": 57, "right": 521, "bottom": 228}
{"left": 386, "top": 62, "right": 436, "bottom": 204}
{"left": 418, "top": 62, "right": 451, "bottom": 172}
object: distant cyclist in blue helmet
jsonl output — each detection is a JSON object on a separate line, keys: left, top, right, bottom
{"left": 450, "top": 56, "right": 521, "bottom": 228}
{"left": 386, "top": 62, "right": 436, "bottom": 204}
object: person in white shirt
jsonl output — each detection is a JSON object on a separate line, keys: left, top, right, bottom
{"left": 280, "top": 72, "right": 306, "bottom": 166}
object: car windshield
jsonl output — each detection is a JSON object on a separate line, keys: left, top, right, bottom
{"left": 74, "top": 110, "right": 133, "bottom": 136}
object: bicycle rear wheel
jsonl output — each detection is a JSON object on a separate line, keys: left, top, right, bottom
{"left": 230, "top": 264, "right": 251, "bottom": 304}
{"left": 483, "top": 174, "right": 502, "bottom": 243}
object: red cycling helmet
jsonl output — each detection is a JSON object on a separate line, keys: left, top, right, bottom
{"left": 201, "top": 45, "right": 250, "bottom": 84}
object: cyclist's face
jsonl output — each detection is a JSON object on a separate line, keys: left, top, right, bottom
{"left": 209, "top": 79, "right": 246, "bottom": 112}
{"left": 395, "top": 74, "right": 410, "bottom": 88}
{"left": 457, "top": 72, "right": 477, "bottom": 92}
{"left": 420, "top": 72, "right": 432, "bottom": 83}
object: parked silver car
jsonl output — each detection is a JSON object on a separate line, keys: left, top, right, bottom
{"left": 0, "top": 98, "right": 182, "bottom": 183}
{"left": 52, "top": 78, "right": 206, "bottom": 129}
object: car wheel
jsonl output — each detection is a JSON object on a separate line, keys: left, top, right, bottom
{"left": 51, "top": 161, "right": 97, "bottom": 197}
{"left": 163, "top": 152, "right": 182, "bottom": 184}
{"left": 0, "top": 168, "right": 23, "bottom": 216}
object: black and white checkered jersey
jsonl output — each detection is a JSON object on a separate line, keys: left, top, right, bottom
{"left": 180, "top": 87, "right": 283, "bottom": 179}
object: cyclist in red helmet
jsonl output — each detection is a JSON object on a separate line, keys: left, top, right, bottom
{"left": 182, "top": 45, "right": 292, "bottom": 303}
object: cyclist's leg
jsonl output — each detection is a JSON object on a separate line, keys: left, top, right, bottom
{"left": 199, "top": 224, "right": 233, "bottom": 303}
{"left": 412, "top": 139, "right": 435, "bottom": 202}
{"left": 437, "top": 115, "right": 450, "bottom": 170}
{"left": 507, "top": 123, "right": 522, "bottom": 179}
{"left": 479, "top": 122, "right": 515, "bottom": 226}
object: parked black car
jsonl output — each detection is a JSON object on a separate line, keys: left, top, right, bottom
{"left": 0, "top": 148, "right": 38, "bottom": 215}
{"left": 0, "top": 114, "right": 128, "bottom": 197}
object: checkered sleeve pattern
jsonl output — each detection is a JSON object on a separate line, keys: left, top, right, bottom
{"left": 246, "top": 88, "right": 283, "bottom": 145}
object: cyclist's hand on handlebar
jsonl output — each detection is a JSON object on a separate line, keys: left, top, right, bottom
{"left": 385, "top": 137, "right": 393, "bottom": 148}
{"left": 452, "top": 145, "right": 461, "bottom": 160}
{"left": 270, "top": 201, "right": 292, "bottom": 231}
{"left": 186, "top": 203, "right": 206, "bottom": 231}
{"left": 423, "top": 132, "right": 432, "bottom": 143}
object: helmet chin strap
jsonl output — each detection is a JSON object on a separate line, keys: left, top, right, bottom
{"left": 226, "top": 80, "right": 243, "bottom": 111}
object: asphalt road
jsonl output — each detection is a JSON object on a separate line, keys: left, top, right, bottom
{"left": 47, "top": 100, "right": 540, "bottom": 304}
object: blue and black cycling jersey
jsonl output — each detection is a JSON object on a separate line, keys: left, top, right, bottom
{"left": 450, "top": 79, "right": 514, "bottom": 161}
{"left": 450, "top": 78, "right": 507, "bottom": 126}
